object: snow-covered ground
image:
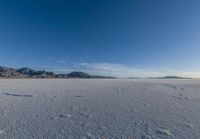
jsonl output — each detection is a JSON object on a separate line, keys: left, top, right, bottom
{"left": 0, "top": 79, "right": 200, "bottom": 139}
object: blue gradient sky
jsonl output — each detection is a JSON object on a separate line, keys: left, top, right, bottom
{"left": 0, "top": 0, "right": 200, "bottom": 77}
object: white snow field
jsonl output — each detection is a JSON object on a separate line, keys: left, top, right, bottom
{"left": 0, "top": 79, "right": 200, "bottom": 139}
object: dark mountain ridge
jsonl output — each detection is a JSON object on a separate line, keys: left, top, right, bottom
{"left": 0, "top": 66, "right": 25, "bottom": 78}
{"left": 0, "top": 66, "right": 115, "bottom": 79}
{"left": 147, "top": 76, "right": 192, "bottom": 79}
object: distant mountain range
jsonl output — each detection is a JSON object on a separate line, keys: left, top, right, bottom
{"left": 0, "top": 66, "right": 193, "bottom": 79}
{"left": 0, "top": 66, "right": 115, "bottom": 79}
{"left": 147, "top": 76, "right": 192, "bottom": 79}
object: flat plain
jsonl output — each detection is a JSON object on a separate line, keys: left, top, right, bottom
{"left": 0, "top": 79, "right": 200, "bottom": 139}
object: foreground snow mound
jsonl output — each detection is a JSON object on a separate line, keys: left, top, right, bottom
{"left": 0, "top": 79, "right": 200, "bottom": 139}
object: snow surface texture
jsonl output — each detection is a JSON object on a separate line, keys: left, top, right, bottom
{"left": 0, "top": 79, "right": 200, "bottom": 139}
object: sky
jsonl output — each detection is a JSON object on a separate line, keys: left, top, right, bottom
{"left": 0, "top": 0, "right": 200, "bottom": 78}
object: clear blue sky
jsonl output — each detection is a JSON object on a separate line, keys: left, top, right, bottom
{"left": 0, "top": 0, "right": 200, "bottom": 77}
